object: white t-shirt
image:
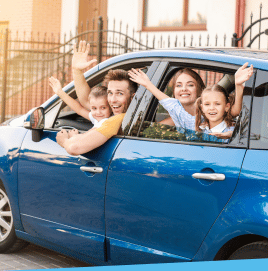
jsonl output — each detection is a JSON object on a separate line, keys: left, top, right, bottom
{"left": 199, "top": 120, "right": 234, "bottom": 134}
{"left": 89, "top": 112, "right": 109, "bottom": 128}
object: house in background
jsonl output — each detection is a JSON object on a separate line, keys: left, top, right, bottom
{"left": 0, "top": 0, "right": 62, "bottom": 37}
{"left": 0, "top": 0, "right": 267, "bottom": 121}
{"left": 0, "top": 0, "right": 107, "bottom": 40}
{"left": 0, "top": 0, "right": 267, "bottom": 49}
{"left": 104, "top": 0, "right": 268, "bottom": 49}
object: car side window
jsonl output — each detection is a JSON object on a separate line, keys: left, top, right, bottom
{"left": 51, "top": 63, "right": 151, "bottom": 131}
{"left": 129, "top": 66, "right": 252, "bottom": 146}
{"left": 53, "top": 88, "right": 94, "bottom": 131}
{"left": 250, "top": 70, "right": 268, "bottom": 149}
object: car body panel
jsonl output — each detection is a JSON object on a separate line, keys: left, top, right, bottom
{"left": 0, "top": 126, "right": 28, "bottom": 231}
{"left": 15, "top": 229, "right": 110, "bottom": 265}
{"left": 18, "top": 129, "right": 123, "bottom": 261}
{"left": 105, "top": 139, "right": 246, "bottom": 264}
{"left": 193, "top": 149, "right": 268, "bottom": 261}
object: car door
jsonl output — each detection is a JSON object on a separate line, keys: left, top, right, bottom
{"left": 18, "top": 131, "right": 121, "bottom": 262}
{"left": 17, "top": 60, "right": 160, "bottom": 263}
{"left": 239, "top": 69, "right": 268, "bottom": 226}
{"left": 105, "top": 61, "right": 255, "bottom": 264}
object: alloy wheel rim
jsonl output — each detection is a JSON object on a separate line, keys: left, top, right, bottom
{"left": 0, "top": 189, "right": 13, "bottom": 241}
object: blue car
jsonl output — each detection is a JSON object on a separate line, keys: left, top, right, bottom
{"left": 1, "top": 48, "right": 268, "bottom": 265}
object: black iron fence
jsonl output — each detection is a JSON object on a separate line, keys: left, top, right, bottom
{"left": 0, "top": 30, "right": 65, "bottom": 122}
{"left": 0, "top": 16, "right": 228, "bottom": 122}
{"left": 232, "top": 3, "right": 268, "bottom": 48}
{"left": 0, "top": 9, "right": 267, "bottom": 122}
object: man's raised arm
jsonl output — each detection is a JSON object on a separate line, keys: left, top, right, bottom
{"left": 72, "top": 40, "right": 97, "bottom": 109}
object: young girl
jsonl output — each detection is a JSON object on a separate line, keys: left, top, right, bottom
{"left": 195, "top": 84, "right": 235, "bottom": 141}
{"left": 128, "top": 63, "right": 253, "bottom": 140}
{"left": 49, "top": 77, "right": 112, "bottom": 128}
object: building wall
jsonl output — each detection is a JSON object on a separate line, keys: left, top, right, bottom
{"left": 61, "top": 0, "right": 79, "bottom": 41}
{"left": 0, "top": 0, "right": 61, "bottom": 39}
{"left": 32, "top": 0, "right": 62, "bottom": 37}
{"left": 0, "top": 0, "right": 34, "bottom": 36}
{"left": 1, "top": 1, "right": 267, "bottom": 48}
{"left": 107, "top": 0, "right": 236, "bottom": 48}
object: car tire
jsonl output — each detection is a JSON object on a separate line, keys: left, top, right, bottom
{"left": 0, "top": 184, "right": 28, "bottom": 253}
{"left": 228, "top": 241, "right": 268, "bottom": 260}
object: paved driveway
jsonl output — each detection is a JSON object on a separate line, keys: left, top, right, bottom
{"left": 0, "top": 244, "right": 91, "bottom": 270}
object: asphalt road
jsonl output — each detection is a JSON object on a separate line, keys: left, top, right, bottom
{"left": 0, "top": 244, "right": 91, "bottom": 270}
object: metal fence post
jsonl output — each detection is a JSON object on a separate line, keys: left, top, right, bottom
{"left": 97, "top": 16, "right": 103, "bottom": 63}
{"left": 124, "top": 36, "right": 128, "bottom": 53}
{"left": 1, "top": 28, "right": 9, "bottom": 123}
{"left": 232, "top": 33, "right": 238, "bottom": 47}
{"left": 61, "top": 33, "right": 66, "bottom": 87}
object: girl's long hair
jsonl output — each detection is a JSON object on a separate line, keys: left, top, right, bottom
{"left": 195, "top": 84, "right": 235, "bottom": 132}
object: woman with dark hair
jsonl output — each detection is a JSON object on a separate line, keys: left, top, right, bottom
{"left": 160, "top": 68, "right": 205, "bottom": 126}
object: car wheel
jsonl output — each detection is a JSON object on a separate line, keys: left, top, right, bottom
{"left": 228, "top": 241, "right": 268, "bottom": 260}
{"left": 0, "top": 184, "right": 28, "bottom": 253}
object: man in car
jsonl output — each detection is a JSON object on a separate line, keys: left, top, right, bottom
{"left": 56, "top": 41, "right": 137, "bottom": 155}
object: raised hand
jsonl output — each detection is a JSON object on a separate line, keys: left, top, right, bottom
{"left": 72, "top": 40, "right": 97, "bottom": 71}
{"left": 49, "top": 76, "right": 63, "bottom": 95}
{"left": 235, "top": 62, "right": 254, "bottom": 86}
{"left": 128, "top": 68, "right": 151, "bottom": 88}
{"left": 128, "top": 68, "right": 168, "bottom": 101}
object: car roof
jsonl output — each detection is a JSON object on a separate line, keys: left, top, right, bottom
{"left": 97, "top": 47, "right": 268, "bottom": 71}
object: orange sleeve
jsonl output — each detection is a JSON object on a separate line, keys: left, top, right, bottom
{"left": 95, "top": 113, "right": 125, "bottom": 139}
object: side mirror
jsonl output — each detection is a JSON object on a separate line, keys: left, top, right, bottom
{"left": 23, "top": 107, "right": 45, "bottom": 142}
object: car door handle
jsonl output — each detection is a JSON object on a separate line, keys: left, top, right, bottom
{"left": 80, "top": 166, "right": 103, "bottom": 173}
{"left": 192, "top": 173, "right": 225, "bottom": 181}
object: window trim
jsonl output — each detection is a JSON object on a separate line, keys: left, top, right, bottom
{"left": 249, "top": 69, "right": 268, "bottom": 150}
{"left": 124, "top": 134, "right": 246, "bottom": 149}
{"left": 44, "top": 58, "right": 158, "bottom": 131}
{"left": 127, "top": 59, "right": 253, "bottom": 149}
{"left": 142, "top": 0, "right": 207, "bottom": 32}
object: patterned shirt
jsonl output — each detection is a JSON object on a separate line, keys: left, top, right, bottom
{"left": 159, "top": 98, "right": 234, "bottom": 143}
{"left": 199, "top": 120, "right": 234, "bottom": 134}
{"left": 159, "top": 98, "right": 196, "bottom": 130}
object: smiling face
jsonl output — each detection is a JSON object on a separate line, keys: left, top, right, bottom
{"left": 173, "top": 73, "right": 198, "bottom": 107}
{"left": 89, "top": 96, "right": 111, "bottom": 122}
{"left": 201, "top": 91, "right": 230, "bottom": 128}
{"left": 107, "top": 80, "right": 132, "bottom": 115}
